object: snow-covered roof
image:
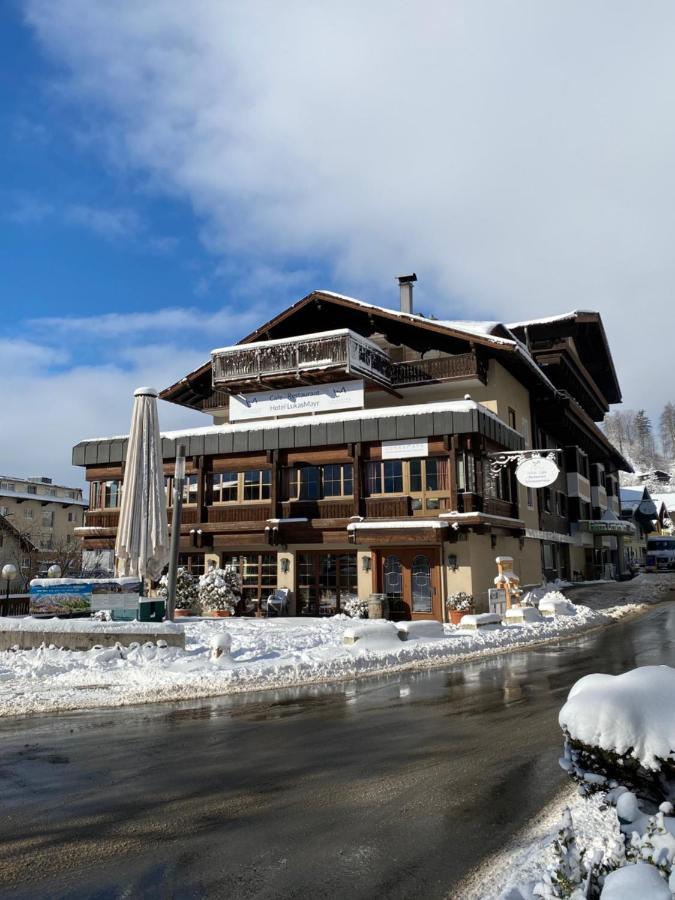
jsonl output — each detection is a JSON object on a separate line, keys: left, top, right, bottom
{"left": 79, "top": 398, "right": 510, "bottom": 445}
{"left": 0, "top": 488, "right": 87, "bottom": 506}
{"left": 651, "top": 493, "right": 675, "bottom": 513}
{"left": 316, "top": 291, "right": 517, "bottom": 346}
{"left": 211, "top": 328, "right": 382, "bottom": 355}
{"left": 506, "top": 310, "right": 597, "bottom": 329}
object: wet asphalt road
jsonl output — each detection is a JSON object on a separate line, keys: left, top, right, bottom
{"left": 0, "top": 601, "right": 674, "bottom": 900}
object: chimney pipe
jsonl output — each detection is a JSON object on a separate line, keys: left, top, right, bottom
{"left": 397, "top": 273, "right": 417, "bottom": 314}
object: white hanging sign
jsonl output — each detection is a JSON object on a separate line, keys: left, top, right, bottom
{"left": 381, "top": 438, "right": 429, "bottom": 459}
{"left": 516, "top": 454, "right": 560, "bottom": 488}
{"left": 229, "top": 379, "right": 364, "bottom": 421}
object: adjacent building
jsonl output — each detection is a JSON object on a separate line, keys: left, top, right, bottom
{"left": 0, "top": 475, "right": 87, "bottom": 581}
{"left": 73, "top": 283, "right": 632, "bottom": 618}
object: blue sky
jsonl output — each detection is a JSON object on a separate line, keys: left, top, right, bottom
{"left": 2, "top": 1, "right": 674, "bottom": 487}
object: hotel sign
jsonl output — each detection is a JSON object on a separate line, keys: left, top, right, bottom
{"left": 381, "top": 438, "right": 429, "bottom": 459}
{"left": 516, "top": 455, "right": 559, "bottom": 488}
{"left": 229, "top": 379, "right": 365, "bottom": 422}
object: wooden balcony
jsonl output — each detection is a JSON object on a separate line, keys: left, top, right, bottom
{"left": 281, "top": 499, "right": 355, "bottom": 520}
{"left": 391, "top": 351, "right": 488, "bottom": 387}
{"left": 86, "top": 507, "right": 199, "bottom": 528}
{"left": 212, "top": 329, "right": 391, "bottom": 390}
{"left": 457, "top": 493, "right": 518, "bottom": 520}
{"left": 212, "top": 330, "right": 488, "bottom": 393}
{"left": 207, "top": 505, "right": 272, "bottom": 524}
{"left": 364, "top": 497, "right": 412, "bottom": 518}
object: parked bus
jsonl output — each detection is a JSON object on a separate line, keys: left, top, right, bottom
{"left": 645, "top": 536, "right": 675, "bottom": 571}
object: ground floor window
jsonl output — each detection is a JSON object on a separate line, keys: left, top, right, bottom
{"left": 178, "top": 553, "right": 206, "bottom": 577}
{"left": 223, "top": 553, "right": 277, "bottom": 607}
{"left": 297, "top": 552, "right": 357, "bottom": 616}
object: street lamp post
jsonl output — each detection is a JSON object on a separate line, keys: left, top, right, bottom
{"left": 2, "top": 563, "right": 18, "bottom": 611}
{"left": 165, "top": 443, "right": 186, "bottom": 622}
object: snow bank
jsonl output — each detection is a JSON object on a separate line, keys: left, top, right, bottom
{"left": 560, "top": 666, "right": 675, "bottom": 770}
{"left": 396, "top": 621, "right": 445, "bottom": 640}
{"left": 504, "top": 607, "right": 543, "bottom": 625}
{"left": 342, "top": 622, "right": 402, "bottom": 650}
{"left": 0, "top": 600, "right": 636, "bottom": 718}
{"left": 0, "top": 617, "right": 183, "bottom": 634}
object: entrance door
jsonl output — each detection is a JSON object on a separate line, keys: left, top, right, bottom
{"left": 378, "top": 548, "right": 441, "bottom": 620}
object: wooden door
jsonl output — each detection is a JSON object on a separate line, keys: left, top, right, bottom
{"left": 378, "top": 548, "right": 441, "bottom": 621}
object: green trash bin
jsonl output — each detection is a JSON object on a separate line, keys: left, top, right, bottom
{"left": 138, "top": 599, "right": 166, "bottom": 622}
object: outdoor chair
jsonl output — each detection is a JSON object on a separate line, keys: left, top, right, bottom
{"left": 265, "top": 588, "right": 289, "bottom": 617}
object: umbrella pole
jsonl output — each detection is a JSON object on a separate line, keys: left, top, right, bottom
{"left": 166, "top": 443, "right": 186, "bottom": 621}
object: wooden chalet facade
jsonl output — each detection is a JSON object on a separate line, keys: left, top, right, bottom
{"left": 73, "top": 287, "right": 631, "bottom": 618}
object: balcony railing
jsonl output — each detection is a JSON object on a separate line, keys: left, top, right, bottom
{"left": 392, "top": 352, "right": 487, "bottom": 386}
{"left": 212, "top": 330, "right": 487, "bottom": 391}
{"left": 212, "top": 330, "right": 391, "bottom": 388}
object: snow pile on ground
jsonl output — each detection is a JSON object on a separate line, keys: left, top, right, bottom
{"left": 560, "top": 666, "right": 675, "bottom": 770}
{"left": 601, "top": 863, "right": 672, "bottom": 900}
{"left": 0, "top": 617, "right": 183, "bottom": 635}
{"left": 0, "top": 597, "right": 638, "bottom": 718}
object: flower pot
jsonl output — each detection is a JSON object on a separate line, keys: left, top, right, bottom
{"left": 174, "top": 609, "right": 195, "bottom": 618}
{"left": 208, "top": 610, "right": 233, "bottom": 618}
{"left": 449, "top": 609, "right": 472, "bottom": 625}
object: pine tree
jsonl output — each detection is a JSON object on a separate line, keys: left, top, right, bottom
{"left": 534, "top": 808, "right": 586, "bottom": 899}
{"left": 634, "top": 410, "right": 656, "bottom": 471}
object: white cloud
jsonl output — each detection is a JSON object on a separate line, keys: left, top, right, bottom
{"left": 0, "top": 337, "right": 207, "bottom": 488}
{"left": 28, "top": 304, "right": 266, "bottom": 339}
{"left": 63, "top": 203, "right": 142, "bottom": 240}
{"left": 21, "top": 0, "right": 675, "bottom": 418}
{"left": 5, "top": 193, "right": 54, "bottom": 225}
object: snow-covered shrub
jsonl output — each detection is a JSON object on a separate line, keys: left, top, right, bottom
{"left": 559, "top": 667, "right": 675, "bottom": 802}
{"left": 533, "top": 807, "right": 585, "bottom": 899}
{"left": 446, "top": 591, "right": 474, "bottom": 612}
{"left": 343, "top": 597, "right": 369, "bottom": 618}
{"left": 199, "top": 566, "right": 241, "bottom": 613}
{"left": 157, "top": 567, "right": 199, "bottom": 611}
{"left": 550, "top": 666, "right": 675, "bottom": 898}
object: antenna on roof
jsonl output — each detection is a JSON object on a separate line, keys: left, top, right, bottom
{"left": 397, "top": 273, "right": 417, "bottom": 315}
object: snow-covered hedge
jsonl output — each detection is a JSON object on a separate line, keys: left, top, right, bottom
{"left": 198, "top": 566, "right": 241, "bottom": 613}
{"left": 446, "top": 591, "right": 474, "bottom": 612}
{"left": 343, "top": 597, "right": 369, "bottom": 618}
{"left": 560, "top": 666, "right": 675, "bottom": 772}
{"left": 157, "top": 567, "right": 199, "bottom": 611}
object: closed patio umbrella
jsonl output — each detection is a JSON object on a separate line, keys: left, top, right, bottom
{"left": 115, "top": 387, "right": 169, "bottom": 582}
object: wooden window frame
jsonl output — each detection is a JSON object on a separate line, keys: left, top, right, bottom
{"left": 212, "top": 469, "right": 272, "bottom": 505}
{"left": 366, "top": 457, "right": 451, "bottom": 512}
{"left": 224, "top": 552, "right": 277, "bottom": 604}
{"left": 284, "top": 463, "right": 354, "bottom": 501}
{"left": 166, "top": 473, "right": 200, "bottom": 507}
{"left": 296, "top": 551, "right": 358, "bottom": 616}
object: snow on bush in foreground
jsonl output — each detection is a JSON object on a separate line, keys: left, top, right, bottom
{"left": 0, "top": 599, "right": 631, "bottom": 717}
{"left": 490, "top": 666, "right": 675, "bottom": 900}
{"left": 560, "top": 666, "right": 675, "bottom": 771}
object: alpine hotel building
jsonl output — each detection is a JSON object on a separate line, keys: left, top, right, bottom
{"left": 73, "top": 280, "right": 632, "bottom": 619}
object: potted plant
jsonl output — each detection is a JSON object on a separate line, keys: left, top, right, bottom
{"left": 157, "top": 567, "right": 200, "bottom": 617}
{"left": 343, "top": 597, "right": 369, "bottom": 619}
{"left": 199, "top": 565, "right": 241, "bottom": 617}
{"left": 446, "top": 591, "right": 474, "bottom": 625}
